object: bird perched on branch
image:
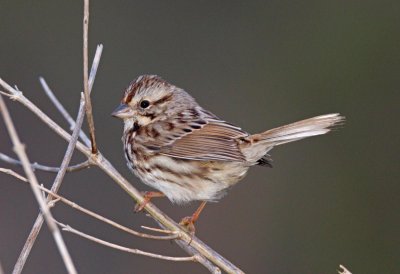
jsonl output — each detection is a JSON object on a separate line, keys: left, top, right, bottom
{"left": 112, "top": 75, "right": 344, "bottom": 233}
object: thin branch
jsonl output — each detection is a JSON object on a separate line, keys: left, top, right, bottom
{"left": 39, "top": 77, "right": 91, "bottom": 146}
{"left": 338, "top": 265, "right": 352, "bottom": 274}
{"left": 83, "top": 0, "right": 97, "bottom": 154}
{"left": 13, "top": 45, "right": 103, "bottom": 274}
{"left": 55, "top": 220, "right": 196, "bottom": 262}
{"left": 0, "top": 168, "right": 179, "bottom": 241}
{"left": 39, "top": 45, "right": 102, "bottom": 148}
{"left": 0, "top": 96, "right": 77, "bottom": 274}
{"left": 0, "top": 90, "right": 11, "bottom": 97}
{"left": 13, "top": 97, "right": 84, "bottom": 274}
{"left": 141, "top": 225, "right": 177, "bottom": 234}
{"left": 0, "top": 168, "right": 28, "bottom": 181}
{"left": 0, "top": 152, "right": 91, "bottom": 172}
{"left": 0, "top": 260, "right": 4, "bottom": 274}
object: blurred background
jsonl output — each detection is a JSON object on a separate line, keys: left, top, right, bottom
{"left": 0, "top": 1, "right": 399, "bottom": 273}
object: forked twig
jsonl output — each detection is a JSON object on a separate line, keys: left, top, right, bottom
{"left": 39, "top": 77, "right": 90, "bottom": 147}
{"left": 1, "top": 168, "right": 196, "bottom": 265}
{"left": 55, "top": 220, "right": 196, "bottom": 262}
{"left": 12, "top": 45, "right": 103, "bottom": 274}
{"left": 0, "top": 152, "right": 91, "bottom": 173}
{"left": 1, "top": 168, "right": 179, "bottom": 241}
{"left": 0, "top": 96, "right": 77, "bottom": 274}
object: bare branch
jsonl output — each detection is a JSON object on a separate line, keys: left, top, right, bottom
{"left": 39, "top": 77, "right": 91, "bottom": 146}
{"left": 39, "top": 45, "right": 103, "bottom": 148}
{"left": 0, "top": 90, "right": 12, "bottom": 98}
{"left": 55, "top": 220, "right": 196, "bottom": 262}
{"left": 0, "top": 152, "right": 91, "bottom": 172}
{"left": 0, "top": 260, "right": 4, "bottom": 274}
{"left": 13, "top": 45, "right": 103, "bottom": 274}
{"left": 0, "top": 168, "right": 28, "bottom": 182}
{"left": 1, "top": 168, "right": 180, "bottom": 241}
{"left": 338, "top": 265, "right": 352, "bottom": 274}
{"left": 141, "top": 225, "right": 177, "bottom": 234}
{"left": 0, "top": 95, "right": 77, "bottom": 274}
{"left": 83, "top": 0, "right": 97, "bottom": 154}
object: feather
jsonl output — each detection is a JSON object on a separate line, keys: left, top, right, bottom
{"left": 159, "top": 121, "right": 248, "bottom": 161}
{"left": 138, "top": 109, "right": 249, "bottom": 162}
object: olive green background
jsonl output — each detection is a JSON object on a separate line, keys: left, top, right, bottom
{"left": 0, "top": 1, "right": 399, "bottom": 273}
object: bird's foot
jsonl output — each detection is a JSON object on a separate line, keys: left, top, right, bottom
{"left": 179, "top": 215, "right": 197, "bottom": 236}
{"left": 179, "top": 201, "right": 207, "bottom": 236}
{"left": 134, "top": 191, "right": 164, "bottom": 212}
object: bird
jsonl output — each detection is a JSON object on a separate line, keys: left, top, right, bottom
{"left": 112, "top": 75, "right": 344, "bottom": 232}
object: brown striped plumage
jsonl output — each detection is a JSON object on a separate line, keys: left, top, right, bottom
{"left": 112, "top": 75, "right": 344, "bottom": 205}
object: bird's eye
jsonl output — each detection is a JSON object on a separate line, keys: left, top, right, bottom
{"left": 140, "top": 100, "right": 150, "bottom": 109}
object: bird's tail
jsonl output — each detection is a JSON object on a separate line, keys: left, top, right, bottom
{"left": 241, "top": 113, "right": 345, "bottom": 164}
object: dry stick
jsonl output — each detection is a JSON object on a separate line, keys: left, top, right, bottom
{"left": 12, "top": 45, "right": 103, "bottom": 274}
{"left": 54, "top": 220, "right": 195, "bottom": 262}
{"left": 0, "top": 96, "right": 78, "bottom": 274}
{"left": 0, "top": 168, "right": 178, "bottom": 241}
{"left": 338, "top": 265, "right": 352, "bottom": 274}
{"left": 0, "top": 84, "right": 241, "bottom": 273}
{"left": 40, "top": 41, "right": 101, "bottom": 148}
{"left": 39, "top": 78, "right": 91, "bottom": 147}
{"left": 0, "top": 152, "right": 90, "bottom": 173}
{"left": 0, "top": 168, "right": 28, "bottom": 182}
{"left": 83, "top": 0, "right": 97, "bottom": 154}
{"left": 13, "top": 97, "right": 85, "bottom": 274}
{"left": 0, "top": 260, "right": 4, "bottom": 274}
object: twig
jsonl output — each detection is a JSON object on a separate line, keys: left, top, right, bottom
{"left": 40, "top": 45, "right": 102, "bottom": 148}
{"left": 83, "top": 0, "right": 97, "bottom": 154}
{"left": 0, "top": 168, "right": 28, "bottom": 182}
{"left": 141, "top": 225, "right": 177, "bottom": 234}
{"left": 55, "top": 220, "right": 196, "bottom": 262}
{"left": 173, "top": 232, "right": 222, "bottom": 274}
{"left": 0, "top": 168, "right": 179, "bottom": 241}
{"left": 0, "top": 81, "right": 244, "bottom": 273}
{"left": 0, "top": 152, "right": 91, "bottom": 172}
{"left": 0, "top": 96, "right": 77, "bottom": 274}
{"left": 338, "top": 265, "right": 352, "bottom": 274}
{"left": 0, "top": 260, "right": 4, "bottom": 274}
{"left": 39, "top": 77, "right": 91, "bottom": 146}
{"left": 12, "top": 45, "right": 103, "bottom": 274}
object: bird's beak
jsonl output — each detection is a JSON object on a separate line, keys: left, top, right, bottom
{"left": 111, "top": 103, "right": 133, "bottom": 119}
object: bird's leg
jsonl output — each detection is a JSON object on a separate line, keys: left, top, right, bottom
{"left": 179, "top": 201, "right": 207, "bottom": 235}
{"left": 134, "top": 191, "right": 165, "bottom": 212}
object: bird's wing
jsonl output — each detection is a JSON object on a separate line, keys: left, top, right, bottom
{"left": 143, "top": 114, "right": 248, "bottom": 162}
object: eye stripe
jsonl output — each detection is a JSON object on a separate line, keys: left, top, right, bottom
{"left": 153, "top": 93, "right": 173, "bottom": 105}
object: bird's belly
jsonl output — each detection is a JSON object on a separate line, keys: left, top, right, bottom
{"left": 128, "top": 154, "right": 249, "bottom": 204}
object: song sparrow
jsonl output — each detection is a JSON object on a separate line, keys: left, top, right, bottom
{"left": 112, "top": 75, "right": 344, "bottom": 231}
